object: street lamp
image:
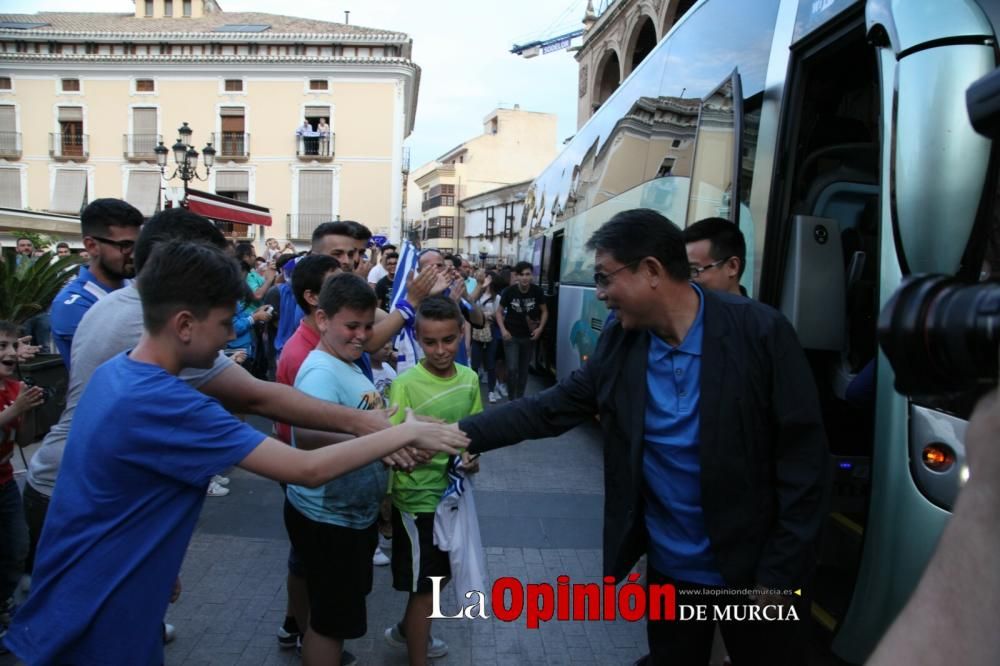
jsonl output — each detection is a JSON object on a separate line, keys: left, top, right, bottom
{"left": 154, "top": 122, "right": 216, "bottom": 198}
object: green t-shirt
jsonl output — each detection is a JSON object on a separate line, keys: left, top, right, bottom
{"left": 389, "top": 361, "right": 483, "bottom": 513}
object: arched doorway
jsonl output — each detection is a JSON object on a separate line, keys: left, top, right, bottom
{"left": 630, "top": 16, "right": 657, "bottom": 73}
{"left": 594, "top": 50, "right": 621, "bottom": 110}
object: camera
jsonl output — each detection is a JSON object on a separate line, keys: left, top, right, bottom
{"left": 878, "top": 275, "right": 1000, "bottom": 396}
{"left": 22, "top": 377, "right": 56, "bottom": 403}
{"left": 876, "top": 68, "right": 1000, "bottom": 398}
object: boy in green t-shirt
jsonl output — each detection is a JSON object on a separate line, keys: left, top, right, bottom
{"left": 384, "top": 295, "right": 482, "bottom": 665}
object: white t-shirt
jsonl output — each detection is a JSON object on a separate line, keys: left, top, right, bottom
{"left": 367, "top": 264, "right": 388, "bottom": 284}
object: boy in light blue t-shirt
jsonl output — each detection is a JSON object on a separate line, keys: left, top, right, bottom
{"left": 283, "top": 272, "right": 391, "bottom": 665}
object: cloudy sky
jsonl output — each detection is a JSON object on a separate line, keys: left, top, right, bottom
{"left": 2, "top": 0, "right": 586, "bottom": 168}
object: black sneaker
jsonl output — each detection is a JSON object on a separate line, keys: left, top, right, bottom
{"left": 277, "top": 615, "right": 300, "bottom": 649}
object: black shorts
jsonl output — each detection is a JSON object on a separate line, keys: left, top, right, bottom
{"left": 390, "top": 506, "right": 451, "bottom": 594}
{"left": 283, "top": 499, "right": 377, "bottom": 639}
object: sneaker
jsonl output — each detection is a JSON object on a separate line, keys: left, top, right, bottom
{"left": 372, "top": 547, "right": 390, "bottom": 567}
{"left": 384, "top": 623, "right": 448, "bottom": 658}
{"left": 488, "top": 391, "right": 498, "bottom": 404}
{"left": 496, "top": 383, "right": 508, "bottom": 398}
{"left": 163, "top": 623, "right": 176, "bottom": 644}
{"left": 211, "top": 474, "right": 230, "bottom": 486}
{"left": 277, "top": 616, "right": 300, "bottom": 649}
{"left": 206, "top": 480, "right": 230, "bottom": 497}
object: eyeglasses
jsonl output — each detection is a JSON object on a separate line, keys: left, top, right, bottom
{"left": 594, "top": 261, "right": 638, "bottom": 288}
{"left": 89, "top": 236, "right": 136, "bottom": 253}
{"left": 689, "top": 258, "right": 727, "bottom": 278}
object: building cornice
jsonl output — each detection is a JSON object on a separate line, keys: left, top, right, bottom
{"left": 0, "top": 29, "right": 410, "bottom": 43}
{"left": 0, "top": 53, "right": 418, "bottom": 67}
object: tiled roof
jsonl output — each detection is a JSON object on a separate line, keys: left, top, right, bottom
{"left": 0, "top": 12, "right": 409, "bottom": 41}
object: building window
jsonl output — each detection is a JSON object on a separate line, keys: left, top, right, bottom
{"left": 219, "top": 107, "right": 246, "bottom": 156}
{"left": 0, "top": 168, "right": 21, "bottom": 208}
{"left": 135, "top": 78, "right": 155, "bottom": 93}
{"left": 130, "top": 107, "right": 158, "bottom": 156}
{"left": 61, "top": 78, "right": 80, "bottom": 92}
{"left": 51, "top": 168, "right": 87, "bottom": 213}
{"left": 164, "top": 0, "right": 173, "bottom": 16}
{"left": 183, "top": 0, "right": 192, "bottom": 17}
{"left": 224, "top": 79, "right": 243, "bottom": 92}
{"left": 125, "top": 170, "right": 160, "bottom": 217}
{"left": 144, "top": 0, "right": 153, "bottom": 17}
{"left": 671, "top": 139, "right": 681, "bottom": 148}
{"left": 0, "top": 77, "right": 10, "bottom": 90}
{"left": 296, "top": 170, "right": 334, "bottom": 239}
{"left": 215, "top": 170, "right": 250, "bottom": 202}
{"left": 56, "top": 106, "right": 85, "bottom": 157}
{"left": 309, "top": 79, "right": 328, "bottom": 91}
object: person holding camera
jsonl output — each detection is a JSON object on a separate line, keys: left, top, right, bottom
{"left": 0, "top": 320, "right": 45, "bottom": 646}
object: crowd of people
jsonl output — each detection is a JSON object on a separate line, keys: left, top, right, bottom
{"left": 1, "top": 199, "right": 998, "bottom": 666}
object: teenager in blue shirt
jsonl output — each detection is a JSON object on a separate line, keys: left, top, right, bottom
{"left": 3, "top": 241, "right": 467, "bottom": 666}
{"left": 50, "top": 198, "right": 144, "bottom": 368}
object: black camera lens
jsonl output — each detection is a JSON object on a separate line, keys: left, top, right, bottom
{"left": 878, "top": 275, "right": 1000, "bottom": 396}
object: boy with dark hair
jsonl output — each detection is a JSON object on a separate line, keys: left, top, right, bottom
{"left": 283, "top": 272, "right": 404, "bottom": 665}
{"left": 496, "top": 260, "right": 548, "bottom": 400}
{"left": 3, "top": 243, "right": 465, "bottom": 666}
{"left": 683, "top": 216, "right": 748, "bottom": 296}
{"left": 0, "top": 321, "right": 44, "bottom": 647}
{"left": 384, "top": 295, "right": 483, "bottom": 664}
{"left": 50, "top": 199, "right": 145, "bottom": 367}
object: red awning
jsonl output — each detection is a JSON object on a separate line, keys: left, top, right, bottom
{"left": 185, "top": 188, "right": 272, "bottom": 227}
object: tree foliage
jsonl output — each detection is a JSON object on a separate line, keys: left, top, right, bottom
{"left": 0, "top": 252, "right": 82, "bottom": 324}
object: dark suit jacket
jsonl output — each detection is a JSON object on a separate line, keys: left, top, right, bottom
{"left": 460, "top": 288, "right": 829, "bottom": 588}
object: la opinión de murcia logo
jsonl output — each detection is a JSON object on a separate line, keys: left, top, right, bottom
{"left": 429, "top": 574, "right": 802, "bottom": 627}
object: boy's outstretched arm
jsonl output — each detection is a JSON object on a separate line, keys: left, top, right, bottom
{"left": 241, "top": 410, "right": 468, "bottom": 488}
{"left": 200, "top": 363, "right": 393, "bottom": 436}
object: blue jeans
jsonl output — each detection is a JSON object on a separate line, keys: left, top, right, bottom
{"left": 22, "top": 313, "right": 51, "bottom": 354}
{"left": 470, "top": 331, "right": 499, "bottom": 391}
{"left": 0, "top": 478, "right": 28, "bottom": 603}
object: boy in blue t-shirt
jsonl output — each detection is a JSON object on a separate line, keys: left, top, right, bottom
{"left": 3, "top": 242, "right": 466, "bottom": 666}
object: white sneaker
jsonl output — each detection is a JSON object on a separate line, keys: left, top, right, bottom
{"left": 163, "top": 623, "right": 176, "bottom": 644}
{"left": 488, "top": 391, "right": 498, "bottom": 404}
{"left": 497, "top": 383, "right": 508, "bottom": 398}
{"left": 372, "top": 547, "right": 390, "bottom": 567}
{"left": 211, "top": 474, "right": 230, "bottom": 486}
{"left": 206, "top": 480, "right": 230, "bottom": 497}
{"left": 384, "top": 623, "right": 448, "bottom": 658}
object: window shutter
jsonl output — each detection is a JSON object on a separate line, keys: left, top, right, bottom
{"left": 215, "top": 170, "right": 249, "bottom": 191}
{"left": 57, "top": 106, "right": 83, "bottom": 122}
{"left": 0, "top": 169, "right": 20, "bottom": 207}
{"left": 125, "top": 170, "right": 160, "bottom": 217}
{"left": 298, "top": 170, "right": 332, "bottom": 215}
{"left": 51, "top": 169, "right": 87, "bottom": 213}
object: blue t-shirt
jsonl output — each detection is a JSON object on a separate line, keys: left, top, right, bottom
{"left": 286, "top": 350, "right": 388, "bottom": 528}
{"left": 642, "top": 284, "right": 724, "bottom": 586}
{"left": 4, "top": 353, "right": 265, "bottom": 666}
{"left": 274, "top": 283, "right": 303, "bottom": 352}
{"left": 49, "top": 266, "right": 121, "bottom": 367}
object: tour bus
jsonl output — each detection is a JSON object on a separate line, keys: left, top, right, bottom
{"left": 521, "top": 0, "right": 999, "bottom": 661}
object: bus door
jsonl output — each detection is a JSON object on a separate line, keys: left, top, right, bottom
{"left": 761, "top": 0, "right": 997, "bottom": 661}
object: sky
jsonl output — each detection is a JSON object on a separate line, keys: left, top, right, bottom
{"left": 0, "top": 0, "right": 587, "bottom": 168}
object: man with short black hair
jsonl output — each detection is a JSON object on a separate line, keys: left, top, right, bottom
{"left": 495, "top": 261, "right": 547, "bottom": 400}
{"left": 14, "top": 237, "right": 33, "bottom": 267}
{"left": 50, "top": 198, "right": 144, "bottom": 367}
{"left": 683, "top": 217, "right": 747, "bottom": 296}
{"left": 375, "top": 251, "right": 399, "bottom": 311}
{"left": 54, "top": 242, "right": 71, "bottom": 258}
{"left": 461, "top": 208, "right": 828, "bottom": 665}
{"left": 368, "top": 243, "right": 397, "bottom": 287}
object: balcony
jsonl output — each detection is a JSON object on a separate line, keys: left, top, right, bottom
{"left": 211, "top": 132, "right": 250, "bottom": 160}
{"left": 426, "top": 226, "right": 454, "bottom": 239}
{"left": 122, "top": 133, "right": 162, "bottom": 161}
{"left": 287, "top": 213, "right": 335, "bottom": 240}
{"left": 295, "top": 132, "right": 335, "bottom": 161}
{"left": 421, "top": 194, "right": 456, "bottom": 212}
{"left": 49, "top": 133, "right": 89, "bottom": 160}
{"left": 0, "top": 132, "right": 21, "bottom": 159}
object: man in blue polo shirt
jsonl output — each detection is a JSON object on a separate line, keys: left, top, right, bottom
{"left": 459, "top": 209, "right": 828, "bottom": 665}
{"left": 50, "top": 199, "right": 143, "bottom": 368}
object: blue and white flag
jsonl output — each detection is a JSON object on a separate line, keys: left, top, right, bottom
{"left": 388, "top": 241, "right": 420, "bottom": 373}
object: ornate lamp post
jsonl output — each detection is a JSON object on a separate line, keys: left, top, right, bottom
{"left": 154, "top": 122, "right": 216, "bottom": 200}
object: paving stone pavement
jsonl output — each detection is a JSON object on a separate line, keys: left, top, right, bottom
{"left": 160, "top": 376, "right": 649, "bottom": 666}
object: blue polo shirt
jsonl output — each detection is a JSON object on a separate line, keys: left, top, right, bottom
{"left": 642, "top": 284, "right": 724, "bottom": 586}
{"left": 49, "top": 267, "right": 122, "bottom": 368}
